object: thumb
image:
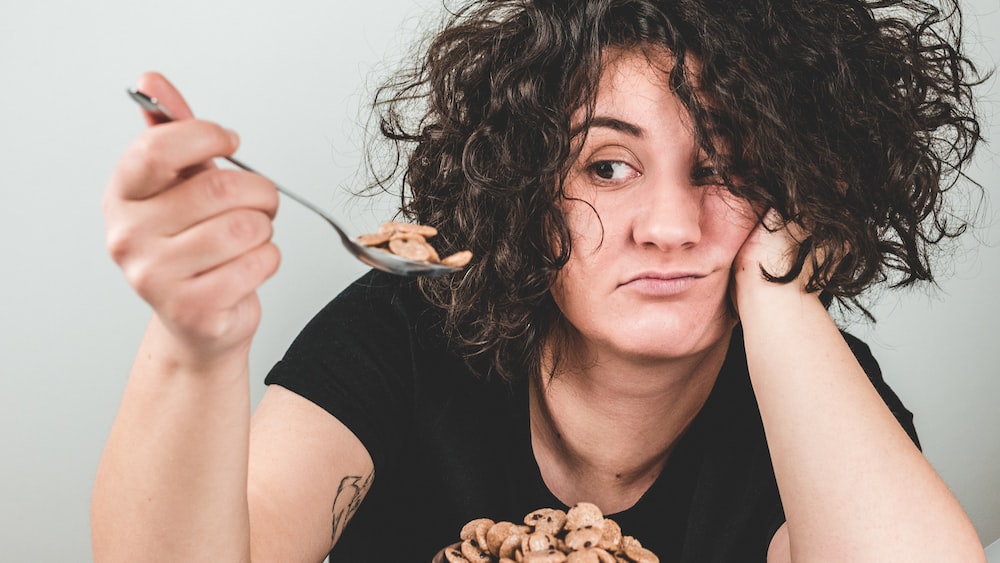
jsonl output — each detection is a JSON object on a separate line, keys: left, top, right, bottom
{"left": 129, "top": 71, "right": 219, "bottom": 175}
{"left": 134, "top": 71, "right": 196, "bottom": 125}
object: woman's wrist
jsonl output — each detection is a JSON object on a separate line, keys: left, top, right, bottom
{"left": 732, "top": 275, "right": 825, "bottom": 328}
{"left": 137, "top": 314, "right": 253, "bottom": 386}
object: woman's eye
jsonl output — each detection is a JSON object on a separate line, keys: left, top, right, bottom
{"left": 589, "top": 160, "right": 639, "bottom": 182}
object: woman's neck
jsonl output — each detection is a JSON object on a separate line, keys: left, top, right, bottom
{"left": 529, "top": 330, "right": 732, "bottom": 514}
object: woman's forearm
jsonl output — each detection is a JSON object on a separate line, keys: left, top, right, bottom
{"left": 91, "top": 317, "right": 252, "bottom": 563}
{"left": 739, "top": 290, "right": 983, "bottom": 561}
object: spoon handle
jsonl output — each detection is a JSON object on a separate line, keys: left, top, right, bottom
{"left": 126, "top": 88, "right": 353, "bottom": 243}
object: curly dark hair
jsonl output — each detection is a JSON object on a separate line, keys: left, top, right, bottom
{"left": 369, "top": 0, "right": 984, "bottom": 382}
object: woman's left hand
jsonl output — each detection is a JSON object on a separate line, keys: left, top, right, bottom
{"left": 730, "top": 210, "right": 819, "bottom": 317}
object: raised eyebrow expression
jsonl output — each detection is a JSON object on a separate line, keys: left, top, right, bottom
{"left": 572, "top": 116, "right": 645, "bottom": 140}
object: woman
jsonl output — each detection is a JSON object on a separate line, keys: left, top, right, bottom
{"left": 92, "top": 0, "right": 986, "bottom": 561}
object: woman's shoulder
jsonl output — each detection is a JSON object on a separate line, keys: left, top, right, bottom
{"left": 328, "top": 269, "right": 425, "bottom": 313}
{"left": 307, "top": 270, "right": 444, "bottom": 340}
{"left": 272, "top": 269, "right": 451, "bottom": 389}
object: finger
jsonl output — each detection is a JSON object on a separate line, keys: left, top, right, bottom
{"left": 128, "top": 72, "right": 222, "bottom": 186}
{"left": 104, "top": 170, "right": 278, "bottom": 281}
{"left": 135, "top": 72, "right": 196, "bottom": 124}
{"left": 111, "top": 169, "right": 279, "bottom": 240}
{"left": 192, "top": 241, "right": 282, "bottom": 311}
{"left": 159, "top": 242, "right": 282, "bottom": 340}
{"left": 164, "top": 208, "right": 276, "bottom": 278}
{"left": 114, "top": 205, "right": 274, "bottom": 299}
{"left": 108, "top": 119, "right": 240, "bottom": 201}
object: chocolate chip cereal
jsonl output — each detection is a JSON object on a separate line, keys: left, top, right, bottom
{"left": 436, "top": 502, "right": 659, "bottom": 563}
{"left": 357, "top": 221, "right": 472, "bottom": 268}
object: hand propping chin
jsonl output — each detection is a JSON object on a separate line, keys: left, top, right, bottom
{"left": 731, "top": 210, "right": 818, "bottom": 314}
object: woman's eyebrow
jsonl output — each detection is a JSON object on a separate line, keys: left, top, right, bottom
{"left": 572, "top": 116, "right": 645, "bottom": 138}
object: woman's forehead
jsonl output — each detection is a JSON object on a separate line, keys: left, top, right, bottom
{"left": 570, "top": 47, "right": 690, "bottom": 130}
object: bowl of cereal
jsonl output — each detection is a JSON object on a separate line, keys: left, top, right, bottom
{"left": 432, "top": 502, "right": 659, "bottom": 562}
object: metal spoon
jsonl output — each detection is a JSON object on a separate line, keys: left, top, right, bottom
{"left": 127, "top": 88, "right": 461, "bottom": 277}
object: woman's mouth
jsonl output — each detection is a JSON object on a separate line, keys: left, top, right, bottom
{"left": 620, "top": 272, "right": 707, "bottom": 297}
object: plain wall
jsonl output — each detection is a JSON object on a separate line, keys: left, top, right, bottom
{"left": 1, "top": 0, "right": 997, "bottom": 559}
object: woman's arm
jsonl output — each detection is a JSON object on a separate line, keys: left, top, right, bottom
{"left": 733, "top": 218, "right": 984, "bottom": 562}
{"left": 248, "top": 385, "right": 375, "bottom": 562}
{"left": 93, "top": 71, "right": 278, "bottom": 562}
{"left": 92, "top": 72, "right": 373, "bottom": 562}
{"left": 93, "top": 329, "right": 375, "bottom": 563}
{"left": 92, "top": 320, "right": 257, "bottom": 562}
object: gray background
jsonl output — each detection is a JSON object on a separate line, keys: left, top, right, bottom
{"left": 1, "top": 0, "right": 997, "bottom": 560}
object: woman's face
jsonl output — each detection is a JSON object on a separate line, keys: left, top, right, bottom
{"left": 551, "top": 48, "right": 758, "bottom": 362}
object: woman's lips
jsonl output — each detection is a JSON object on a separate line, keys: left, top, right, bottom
{"left": 619, "top": 272, "right": 706, "bottom": 296}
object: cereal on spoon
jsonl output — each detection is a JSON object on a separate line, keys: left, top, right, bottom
{"left": 357, "top": 221, "right": 473, "bottom": 268}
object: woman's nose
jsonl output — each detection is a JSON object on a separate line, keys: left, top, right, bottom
{"left": 631, "top": 179, "right": 703, "bottom": 250}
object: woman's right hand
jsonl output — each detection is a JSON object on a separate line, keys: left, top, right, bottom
{"left": 103, "top": 72, "right": 281, "bottom": 368}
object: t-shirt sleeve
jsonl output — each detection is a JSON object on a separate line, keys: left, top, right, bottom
{"left": 263, "top": 272, "right": 418, "bottom": 473}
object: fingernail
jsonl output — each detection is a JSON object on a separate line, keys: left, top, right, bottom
{"left": 226, "top": 128, "right": 240, "bottom": 146}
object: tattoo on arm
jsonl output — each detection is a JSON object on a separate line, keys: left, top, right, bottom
{"left": 331, "top": 469, "right": 374, "bottom": 544}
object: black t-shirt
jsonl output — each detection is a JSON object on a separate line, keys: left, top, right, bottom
{"left": 265, "top": 271, "right": 919, "bottom": 562}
